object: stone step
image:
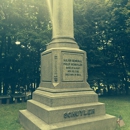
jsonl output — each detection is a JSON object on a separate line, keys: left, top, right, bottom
{"left": 19, "top": 109, "right": 116, "bottom": 130}
{"left": 27, "top": 100, "right": 106, "bottom": 124}
{"left": 33, "top": 90, "right": 98, "bottom": 107}
{"left": 19, "top": 110, "right": 50, "bottom": 130}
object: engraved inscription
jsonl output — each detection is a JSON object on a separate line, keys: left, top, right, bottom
{"left": 64, "top": 109, "right": 95, "bottom": 119}
{"left": 62, "top": 53, "right": 84, "bottom": 81}
{"left": 54, "top": 55, "right": 58, "bottom": 82}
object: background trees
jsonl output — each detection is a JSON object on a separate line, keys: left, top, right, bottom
{"left": 0, "top": 0, "right": 51, "bottom": 95}
{"left": 74, "top": 0, "right": 130, "bottom": 95}
{"left": 0, "top": 0, "right": 129, "bottom": 95}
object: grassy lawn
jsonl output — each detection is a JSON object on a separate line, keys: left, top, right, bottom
{"left": 99, "top": 95, "right": 130, "bottom": 130}
{"left": 0, "top": 103, "right": 26, "bottom": 130}
{"left": 0, "top": 96, "right": 130, "bottom": 130}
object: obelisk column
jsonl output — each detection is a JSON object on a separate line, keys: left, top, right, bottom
{"left": 40, "top": 0, "right": 91, "bottom": 90}
{"left": 47, "top": 0, "right": 79, "bottom": 49}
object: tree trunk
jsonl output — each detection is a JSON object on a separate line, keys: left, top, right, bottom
{"left": 11, "top": 82, "right": 16, "bottom": 95}
{"left": 0, "top": 80, "right": 1, "bottom": 95}
{"left": 3, "top": 82, "right": 8, "bottom": 95}
{"left": 124, "top": 78, "right": 129, "bottom": 95}
{"left": 107, "top": 84, "right": 111, "bottom": 96}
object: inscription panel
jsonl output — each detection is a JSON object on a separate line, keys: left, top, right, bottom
{"left": 62, "top": 53, "right": 84, "bottom": 81}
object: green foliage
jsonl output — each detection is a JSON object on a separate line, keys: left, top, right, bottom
{"left": 74, "top": 0, "right": 130, "bottom": 94}
{"left": 0, "top": 0, "right": 130, "bottom": 95}
{"left": 0, "top": 0, "right": 51, "bottom": 95}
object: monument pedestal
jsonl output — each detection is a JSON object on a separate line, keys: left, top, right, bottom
{"left": 19, "top": 1, "right": 116, "bottom": 129}
{"left": 19, "top": 90, "right": 116, "bottom": 130}
{"left": 19, "top": 48, "right": 116, "bottom": 130}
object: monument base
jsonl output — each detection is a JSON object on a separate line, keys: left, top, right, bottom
{"left": 19, "top": 89, "right": 116, "bottom": 130}
{"left": 19, "top": 47, "right": 116, "bottom": 130}
{"left": 19, "top": 111, "right": 115, "bottom": 130}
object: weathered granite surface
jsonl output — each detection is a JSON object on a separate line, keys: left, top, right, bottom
{"left": 19, "top": 89, "right": 116, "bottom": 130}
{"left": 19, "top": 0, "right": 116, "bottom": 129}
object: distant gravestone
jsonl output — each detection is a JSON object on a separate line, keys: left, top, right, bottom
{"left": 19, "top": 0, "right": 116, "bottom": 130}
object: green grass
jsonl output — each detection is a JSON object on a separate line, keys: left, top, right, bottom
{"left": 0, "top": 103, "right": 26, "bottom": 130}
{"left": 99, "top": 95, "right": 130, "bottom": 130}
{"left": 0, "top": 96, "right": 130, "bottom": 130}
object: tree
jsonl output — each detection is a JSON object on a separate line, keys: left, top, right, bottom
{"left": 0, "top": 0, "right": 51, "bottom": 95}
{"left": 0, "top": 0, "right": 129, "bottom": 96}
{"left": 74, "top": 0, "right": 130, "bottom": 95}
{"left": 105, "top": 0, "right": 130, "bottom": 94}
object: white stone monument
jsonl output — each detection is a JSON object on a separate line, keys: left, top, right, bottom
{"left": 19, "top": 0, "right": 116, "bottom": 129}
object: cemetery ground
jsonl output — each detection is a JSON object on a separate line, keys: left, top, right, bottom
{"left": 0, "top": 95, "right": 130, "bottom": 130}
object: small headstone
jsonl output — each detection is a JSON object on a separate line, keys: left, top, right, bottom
{"left": 117, "top": 115, "right": 125, "bottom": 127}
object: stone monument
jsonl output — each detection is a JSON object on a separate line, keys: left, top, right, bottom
{"left": 19, "top": 0, "right": 116, "bottom": 129}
